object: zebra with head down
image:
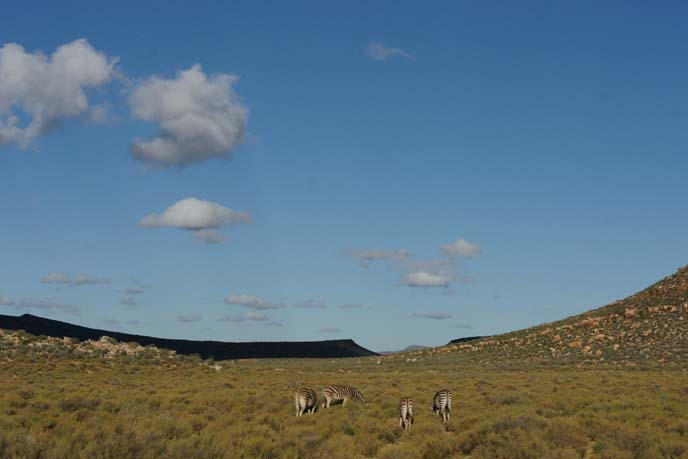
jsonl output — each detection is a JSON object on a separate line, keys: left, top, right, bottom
{"left": 294, "top": 388, "right": 318, "bottom": 416}
{"left": 321, "top": 384, "right": 366, "bottom": 408}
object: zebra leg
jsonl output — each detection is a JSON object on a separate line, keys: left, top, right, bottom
{"left": 399, "top": 417, "right": 404, "bottom": 428}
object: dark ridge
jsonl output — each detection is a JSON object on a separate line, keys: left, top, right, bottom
{"left": 448, "top": 336, "right": 485, "bottom": 345}
{"left": 0, "top": 314, "right": 378, "bottom": 359}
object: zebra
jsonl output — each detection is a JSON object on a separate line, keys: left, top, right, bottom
{"left": 294, "top": 388, "right": 318, "bottom": 416}
{"left": 399, "top": 397, "right": 414, "bottom": 430}
{"left": 432, "top": 389, "right": 453, "bottom": 423}
{"left": 321, "top": 384, "right": 366, "bottom": 408}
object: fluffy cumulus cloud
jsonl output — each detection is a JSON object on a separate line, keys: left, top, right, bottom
{"left": 223, "top": 294, "right": 282, "bottom": 310}
{"left": 365, "top": 42, "right": 414, "bottom": 61}
{"left": 411, "top": 312, "right": 452, "bottom": 320}
{"left": 139, "top": 197, "right": 250, "bottom": 244}
{"left": 217, "top": 312, "right": 268, "bottom": 323}
{"left": 294, "top": 299, "right": 327, "bottom": 309}
{"left": 42, "top": 272, "right": 110, "bottom": 286}
{"left": 0, "top": 39, "right": 117, "bottom": 149}
{"left": 177, "top": 314, "right": 202, "bottom": 323}
{"left": 440, "top": 237, "right": 481, "bottom": 258}
{"left": 403, "top": 270, "right": 453, "bottom": 288}
{"left": 129, "top": 64, "right": 247, "bottom": 166}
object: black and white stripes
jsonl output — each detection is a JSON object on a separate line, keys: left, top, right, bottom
{"left": 432, "top": 389, "right": 453, "bottom": 423}
{"left": 399, "top": 397, "right": 414, "bottom": 430}
{"left": 292, "top": 385, "right": 452, "bottom": 428}
{"left": 321, "top": 384, "right": 366, "bottom": 408}
{"left": 294, "top": 388, "right": 318, "bottom": 416}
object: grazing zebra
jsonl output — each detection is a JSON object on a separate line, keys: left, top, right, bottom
{"left": 321, "top": 384, "right": 366, "bottom": 408}
{"left": 294, "top": 388, "right": 318, "bottom": 416}
{"left": 399, "top": 397, "right": 414, "bottom": 430}
{"left": 432, "top": 389, "right": 453, "bottom": 423}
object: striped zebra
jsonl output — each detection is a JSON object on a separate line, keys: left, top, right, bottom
{"left": 321, "top": 384, "right": 366, "bottom": 408}
{"left": 294, "top": 388, "right": 318, "bottom": 416}
{"left": 432, "top": 389, "right": 453, "bottom": 423}
{"left": 399, "top": 397, "right": 414, "bottom": 430}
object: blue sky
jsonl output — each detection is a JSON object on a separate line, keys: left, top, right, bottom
{"left": 1, "top": 1, "right": 687, "bottom": 351}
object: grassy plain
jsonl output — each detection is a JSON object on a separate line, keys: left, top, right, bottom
{"left": 1, "top": 348, "right": 687, "bottom": 459}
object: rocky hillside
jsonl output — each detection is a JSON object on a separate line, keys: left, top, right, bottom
{"left": 396, "top": 266, "right": 688, "bottom": 366}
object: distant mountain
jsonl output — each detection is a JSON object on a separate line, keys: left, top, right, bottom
{"left": 0, "top": 314, "right": 378, "bottom": 360}
{"left": 378, "top": 344, "right": 430, "bottom": 355}
{"left": 390, "top": 266, "right": 688, "bottom": 365}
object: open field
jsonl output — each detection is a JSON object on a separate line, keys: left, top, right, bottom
{"left": 1, "top": 351, "right": 687, "bottom": 459}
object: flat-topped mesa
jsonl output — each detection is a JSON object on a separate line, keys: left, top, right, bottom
{"left": 0, "top": 314, "right": 378, "bottom": 360}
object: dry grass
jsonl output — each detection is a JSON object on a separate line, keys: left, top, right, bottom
{"left": 1, "top": 347, "right": 687, "bottom": 459}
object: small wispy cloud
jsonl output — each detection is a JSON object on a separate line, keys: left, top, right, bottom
{"left": 12, "top": 298, "right": 80, "bottom": 315}
{"left": 118, "top": 297, "right": 137, "bottom": 307}
{"left": 319, "top": 326, "right": 343, "bottom": 333}
{"left": 338, "top": 303, "right": 364, "bottom": 310}
{"left": 42, "top": 272, "right": 110, "bottom": 286}
{"left": 217, "top": 312, "right": 268, "bottom": 323}
{"left": 0, "top": 295, "right": 15, "bottom": 306}
{"left": 403, "top": 271, "right": 453, "bottom": 288}
{"left": 411, "top": 312, "right": 452, "bottom": 320}
{"left": 177, "top": 314, "right": 202, "bottom": 323}
{"left": 342, "top": 248, "right": 410, "bottom": 269}
{"left": 265, "top": 321, "right": 283, "bottom": 327}
{"left": 102, "top": 318, "right": 121, "bottom": 327}
{"left": 223, "top": 294, "right": 283, "bottom": 310}
{"left": 294, "top": 299, "right": 327, "bottom": 309}
{"left": 365, "top": 42, "right": 414, "bottom": 61}
{"left": 455, "top": 323, "right": 473, "bottom": 329}
{"left": 440, "top": 237, "right": 481, "bottom": 258}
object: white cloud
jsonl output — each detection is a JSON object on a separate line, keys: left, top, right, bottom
{"left": 42, "top": 272, "right": 110, "bottom": 286}
{"left": 224, "top": 294, "right": 282, "bottom": 310}
{"left": 403, "top": 270, "right": 453, "bottom": 288}
{"left": 177, "top": 314, "right": 202, "bottom": 323}
{"left": 411, "top": 312, "right": 452, "bottom": 320}
{"left": 217, "top": 312, "right": 268, "bottom": 322}
{"left": 440, "top": 237, "right": 481, "bottom": 258}
{"left": 0, "top": 295, "right": 15, "bottom": 306}
{"left": 129, "top": 64, "right": 247, "bottom": 166}
{"left": 139, "top": 197, "right": 250, "bottom": 243}
{"left": 0, "top": 39, "right": 117, "bottom": 149}
{"left": 294, "top": 299, "right": 327, "bottom": 309}
{"left": 119, "top": 287, "right": 144, "bottom": 295}
{"left": 365, "top": 42, "right": 414, "bottom": 61}
{"left": 319, "top": 326, "right": 343, "bottom": 333}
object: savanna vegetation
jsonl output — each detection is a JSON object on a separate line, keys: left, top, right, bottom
{"left": 1, "top": 339, "right": 687, "bottom": 459}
